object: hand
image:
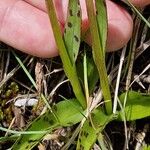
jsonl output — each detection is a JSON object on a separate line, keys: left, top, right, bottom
{"left": 0, "top": 0, "right": 149, "bottom": 58}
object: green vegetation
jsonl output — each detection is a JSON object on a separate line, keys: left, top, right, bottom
{"left": 0, "top": 0, "right": 150, "bottom": 149}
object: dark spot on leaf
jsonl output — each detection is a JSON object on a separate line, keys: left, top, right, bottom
{"left": 48, "top": 119, "right": 54, "bottom": 125}
{"left": 28, "top": 143, "right": 36, "bottom": 149}
{"left": 103, "top": 1, "right": 106, "bottom": 7}
{"left": 17, "top": 137, "right": 23, "bottom": 145}
{"left": 67, "top": 122, "right": 74, "bottom": 125}
{"left": 69, "top": 9, "right": 73, "bottom": 16}
{"left": 98, "top": 124, "right": 103, "bottom": 128}
{"left": 80, "top": 131, "right": 83, "bottom": 136}
{"left": 64, "top": 28, "right": 66, "bottom": 34}
{"left": 96, "top": 132, "right": 100, "bottom": 136}
{"left": 28, "top": 139, "right": 38, "bottom": 143}
{"left": 43, "top": 116, "right": 49, "bottom": 122}
{"left": 89, "top": 121, "right": 92, "bottom": 127}
{"left": 80, "top": 144, "right": 84, "bottom": 150}
{"left": 83, "top": 131, "right": 89, "bottom": 138}
{"left": 35, "top": 117, "right": 41, "bottom": 122}
{"left": 77, "top": 10, "right": 80, "bottom": 17}
{"left": 79, "top": 137, "right": 81, "bottom": 143}
{"left": 74, "top": 35, "right": 79, "bottom": 42}
{"left": 17, "top": 141, "right": 21, "bottom": 145}
{"left": 25, "top": 145, "right": 29, "bottom": 149}
{"left": 53, "top": 105, "right": 57, "bottom": 111}
{"left": 68, "top": 22, "right": 72, "bottom": 28}
{"left": 77, "top": 0, "right": 80, "bottom": 5}
{"left": 96, "top": 10, "right": 98, "bottom": 15}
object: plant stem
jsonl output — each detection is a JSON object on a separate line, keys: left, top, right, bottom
{"left": 85, "top": 0, "right": 112, "bottom": 114}
{"left": 45, "top": 0, "right": 86, "bottom": 108}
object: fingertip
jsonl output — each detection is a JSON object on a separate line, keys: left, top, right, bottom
{"left": 83, "top": 0, "right": 133, "bottom": 52}
{"left": 0, "top": 0, "right": 60, "bottom": 58}
{"left": 106, "top": 0, "right": 133, "bottom": 51}
{"left": 126, "top": 0, "right": 150, "bottom": 7}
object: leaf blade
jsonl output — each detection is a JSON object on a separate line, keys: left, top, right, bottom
{"left": 118, "top": 91, "right": 150, "bottom": 121}
{"left": 11, "top": 100, "right": 84, "bottom": 150}
{"left": 85, "top": 0, "right": 112, "bottom": 114}
{"left": 77, "top": 109, "right": 114, "bottom": 149}
{"left": 96, "top": 0, "right": 108, "bottom": 55}
{"left": 63, "top": 0, "right": 81, "bottom": 63}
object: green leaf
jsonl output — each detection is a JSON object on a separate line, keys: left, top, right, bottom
{"left": 77, "top": 49, "right": 99, "bottom": 94}
{"left": 55, "top": 99, "right": 84, "bottom": 126}
{"left": 0, "top": 135, "right": 18, "bottom": 143}
{"left": 77, "top": 108, "right": 114, "bottom": 150}
{"left": 86, "top": 56, "right": 99, "bottom": 93}
{"left": 96, "top": 0, "right": 108, "bottom": 55}
{"left": 118, "top": 91, "right": 150, "bottom": 121}
{"left": 11, "top": 100, "right": 84, "bottom": 150}
{"left": 142, "top": 144, "right": 150, "bottom": 150}
{"left": 46, "top": 0, "right": 86, "bottom": 108}
{"left": 85, "top": 0, "right": 112, "bottom": 114}
{"left": 63, "top": 0, "right": 81, "bottom": 63}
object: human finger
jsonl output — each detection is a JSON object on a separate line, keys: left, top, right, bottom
{"left": 125, "top": 0, "right": 150, "bottom": 7}
{"left": 0, "top": 0, "right": 61, "bottom": 57}
{"left": 0, "top": 0, "right": 137, "bottom": 57}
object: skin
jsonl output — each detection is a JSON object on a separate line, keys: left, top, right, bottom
{"left": 0, "top": 0, "right": 149, "bottom": 58}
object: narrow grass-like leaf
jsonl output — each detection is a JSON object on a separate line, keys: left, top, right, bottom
{"left": 12, "top": 99, "right": 84, "bottom": 150}
{"left": 45, "top": 0, "right": 86, "bottom": 108}
{"left": 0, "top": 127, "right": 49, "bottom": 135}
{"left": 12, "top": 51, "right": 37, "bottom": 89}
{"left": 12, "top": 52, "right": 53, "bottom": 112}
{"left": 118, "top": 91, "right": 150, "bottom": 121}
{"left": 86, "top": 56, "right": 99, "bottom": 93}
{"left": 63, "top": 0, "right": 81, "bottom": 63}
{"left": 76, "top": 48, "right": 99, "bottom": 94}
{"left": 96, "top": 0, "right": 108, "bottom": 55}
{"left": 12, "top": 111, "right": 57, "bottom": 149}
{"left": 83, "top": 52, "right": 89, "bottom": 104}
{"left": 0, "top": 135, "right": 18, "bottom": 143}
{"left": 85, "top": 0, "right": 112, "bottom": 114}
{"left": 77, "top": 109, "right": 114, "bottom": 149}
